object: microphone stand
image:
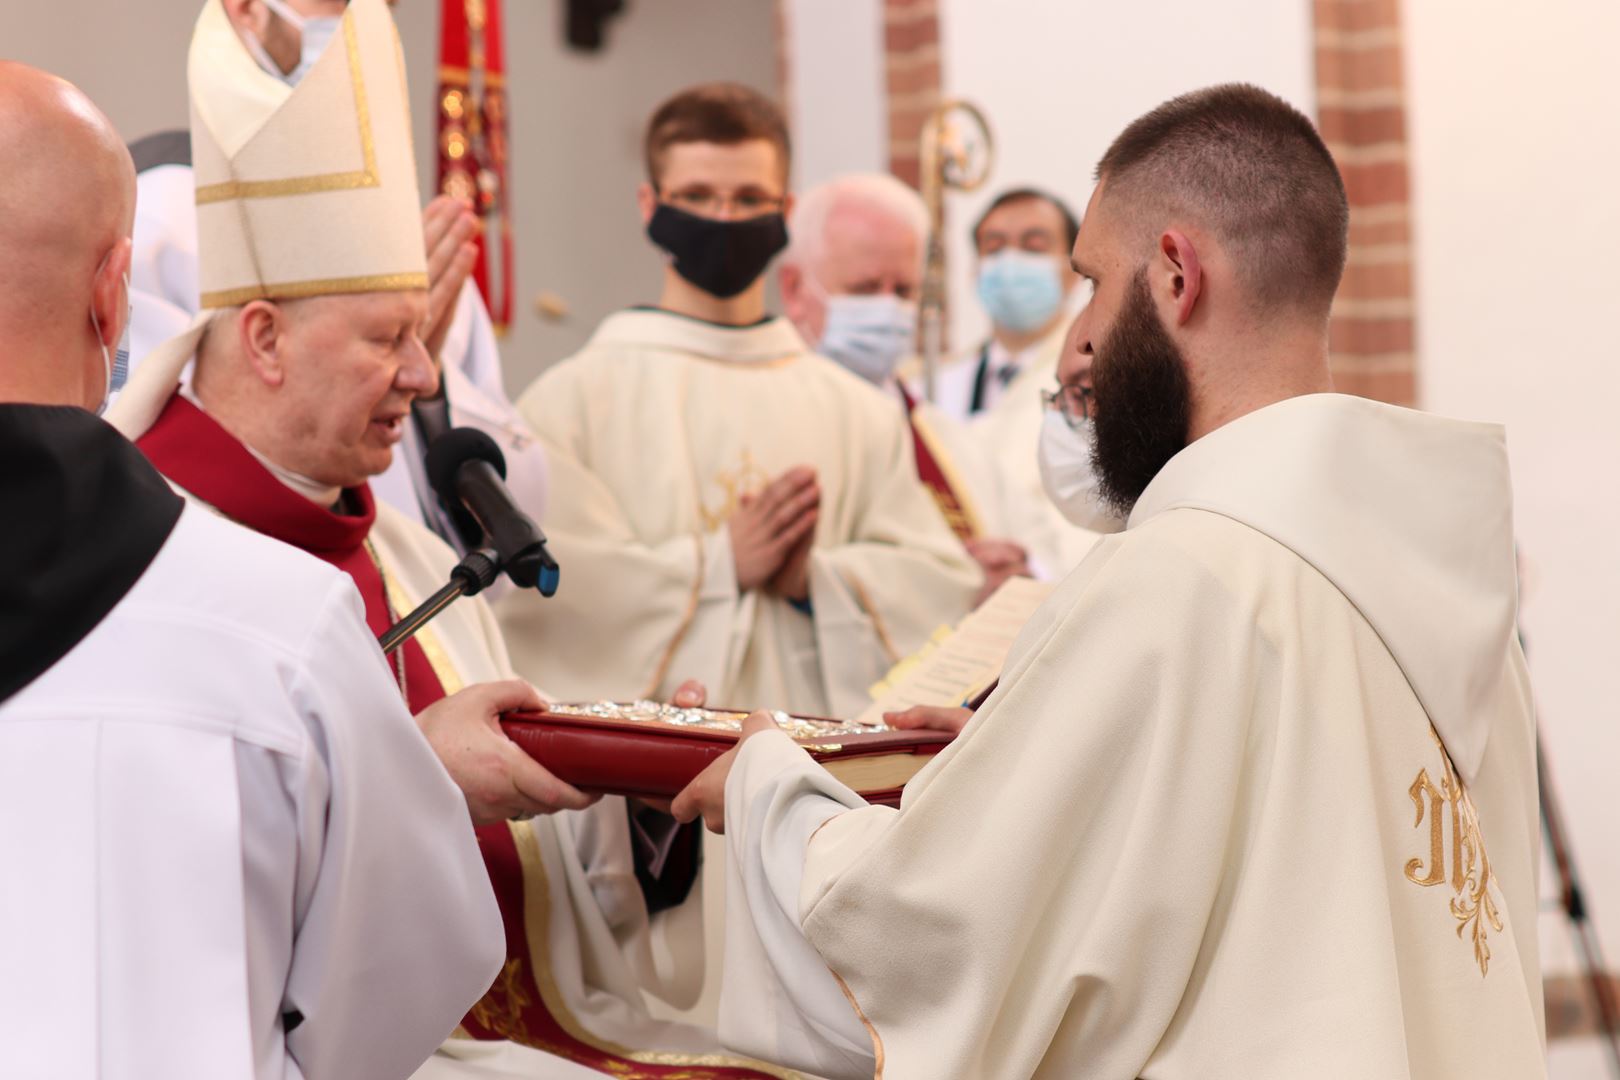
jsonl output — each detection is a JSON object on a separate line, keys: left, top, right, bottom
{"left": 379, "top": 547, "right": 499, "bottom": 655}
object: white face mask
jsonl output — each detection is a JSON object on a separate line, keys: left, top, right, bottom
{"left": 1038, "top": 407, "right": 1115, "bottom": 531}
{"left": 89, "top": 273, "right": 132, "bottom": 417}
{"left": 817, "top": 293, "right": 918, "bottom": 385}
{"left": 246, "top": 0, "right": 342, "bottom": 86}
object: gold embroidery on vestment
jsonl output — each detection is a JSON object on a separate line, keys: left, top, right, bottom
{"left": 699, "top": 449, "right": 770, "bottom": 532}
{"left": 1403, "top": 727, "right": 1504, "bottom": 976}
{"left": 468, "top": 958, "right": 534, "bottom": 1039}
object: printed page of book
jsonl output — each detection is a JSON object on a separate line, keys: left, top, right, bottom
{"left": 855, "top": 576, "right": 1053, "bottom": 726}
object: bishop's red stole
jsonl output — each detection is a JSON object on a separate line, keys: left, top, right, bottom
{"left": 897, "top": 383, "right": 979, "bottom": 543}
{"left": 136, "top": 394, "right": 791, "bottom": 1078}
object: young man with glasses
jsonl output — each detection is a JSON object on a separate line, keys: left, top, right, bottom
{"left": 500, "top": 82, "right": 978, "bottom": 727}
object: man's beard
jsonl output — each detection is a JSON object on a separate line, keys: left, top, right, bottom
{"left": 1089, "top": 269, "right": 1193, "bottom": 518}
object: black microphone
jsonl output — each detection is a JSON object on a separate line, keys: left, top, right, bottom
{"left": 425, "top": 428, "right": 560, "bottom": 596}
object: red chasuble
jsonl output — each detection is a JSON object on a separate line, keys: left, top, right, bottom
{"left": 137, "top": 394, "right": 788, "bottom": 1079}
{"left": 897, "top": 382, "right": 978, "bottom": 543}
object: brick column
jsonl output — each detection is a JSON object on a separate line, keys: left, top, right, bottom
{"left": 773, "top": 0, "right": 793, "bottom": 132}
{"left": 883, "top": 0, "right": 942, "bottom": 188}
{"left": 1314, "top": 0, "right": 1417, "bottom": 406}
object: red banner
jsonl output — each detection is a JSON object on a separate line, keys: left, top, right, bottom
{"left": 436, "top": 0, "right": 514, "bottom": 332}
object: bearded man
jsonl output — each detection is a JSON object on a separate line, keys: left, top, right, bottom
{"left": 672, "top": 83, "right": 1547, "bottom": 1080}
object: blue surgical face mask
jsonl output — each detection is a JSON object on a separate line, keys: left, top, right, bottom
{"left": 90, "top": 274, "right": 131, "bottom": 416}
{"left": 247, "top": 0, "right": 342, "bottom": 86}
{"left": 977, "top": 249, "right": 1065, "bottom": 334}
{"left": 818, "top": 294, "right": 918, "bottom": 385}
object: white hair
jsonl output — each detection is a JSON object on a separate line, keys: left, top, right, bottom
{"left": 783, "top": 172, "right": 930, "bottom": 272}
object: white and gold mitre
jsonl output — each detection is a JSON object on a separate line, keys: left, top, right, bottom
{"left": 188, "top": 0, "right": 426, "bottom": 308}
{"left": 106, "top": 0, "right": 426, "bottom": 440}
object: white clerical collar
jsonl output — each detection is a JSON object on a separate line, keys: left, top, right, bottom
{"left": 586, "top": 308, "right": 810, "bottom": 367}
{"left": 1128, "top": 392, "right": 1516, "bottom": 785}
{"left": 245, "top": 443, "right": 345, "bottom": 508}
{"left": 183, "top": 386, "right": 344, "bottom": 507}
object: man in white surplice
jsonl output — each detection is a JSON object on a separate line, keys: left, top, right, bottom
{"left": 500, "top": 83, "right": 977, "bottom": 720}
{"left": 0, "top": 61, "right": 502, "bottom": 1080}
{"left": 673, "top": 84, "right": 1548, "bottom": 1079}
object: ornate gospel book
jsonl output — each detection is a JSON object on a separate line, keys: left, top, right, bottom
{"left": 501, "top": 701, "right": 953, "bottom": 807}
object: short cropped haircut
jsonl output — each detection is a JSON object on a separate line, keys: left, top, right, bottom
{"left": 643, "top": 82, "right": 791, "bottom": 187}
{"left": 1096, "top": 83, "right": 1349, "bottom": 314}
{"left": 971, "top": 187, "right": 1080, "bottom": 252}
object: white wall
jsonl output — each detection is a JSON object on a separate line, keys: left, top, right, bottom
{"left": 0, "top": 0, "right": 777, "bottom": 396}
{"left": 1404, "top": 2, "right": 1620, "bottom": 1074}
{"left": 937, "top": 0, "right": 1316, "bottom": 354}
{"left": 783, "top": 0, "right": 889, "bottom": 190}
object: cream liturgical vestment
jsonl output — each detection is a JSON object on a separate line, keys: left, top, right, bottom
{"left": 500, "top": 310, "right": 979, "bottom": 719}
{"left": 717, "top": 394, "right": 1546, "bottom": 1079}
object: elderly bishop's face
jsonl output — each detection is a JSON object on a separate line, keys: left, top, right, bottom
{"left": 270, "top": 289, "right": 436, "bottom": 488}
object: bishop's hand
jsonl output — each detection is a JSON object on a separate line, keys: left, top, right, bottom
{"left": 416, "top": 678, "right": 599, "bottom": 825}
{"left": 420, "top": 195, "right": 481, "bottom": 368}
{"left": 671, "top": 710, "right": 781, "bottom": 834}
{"left": 728, "top": 466, "right": 819, "bottom": 593}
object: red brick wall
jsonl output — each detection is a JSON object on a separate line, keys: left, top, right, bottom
{"left": 1315, "top": 0, "right": 1418, "bottom": 406}
{"left": 883, "top": 0, "right": 942, "bottom": 188}
{"left": 773, "top": 0, "right": 792, "bottom": 135}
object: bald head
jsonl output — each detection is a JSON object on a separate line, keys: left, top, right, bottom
{"left": 0, "top": 62, "right": 135, "bottom": 409}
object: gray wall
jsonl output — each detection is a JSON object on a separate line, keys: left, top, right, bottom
{"left": 1, "top": 0, "right": 778, "bottom": 396}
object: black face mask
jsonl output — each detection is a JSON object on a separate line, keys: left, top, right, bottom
{"left": 646, "top": 203, "right": 789, "bottom": 299}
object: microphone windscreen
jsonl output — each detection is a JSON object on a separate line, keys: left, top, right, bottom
{"left": 425, "top": 427, "right": 508, "bottom": 505}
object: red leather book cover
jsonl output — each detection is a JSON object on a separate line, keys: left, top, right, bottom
{"left": 501, "top": 703, "right": 953, "bottom": 807}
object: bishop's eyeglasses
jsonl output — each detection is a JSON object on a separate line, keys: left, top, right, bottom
{"left": 1040, "top": 380, "right": 1094, "bottom": 430}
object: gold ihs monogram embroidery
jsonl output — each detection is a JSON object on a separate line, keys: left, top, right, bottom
{"left": 699, "top": 448, "right": 770, "bottom": 531}
{"left": 1404, "top": 729, "right": 1503, "bottom": 976}
{"left": 468, "top": 957, "right": 532, "bottom": 1039}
